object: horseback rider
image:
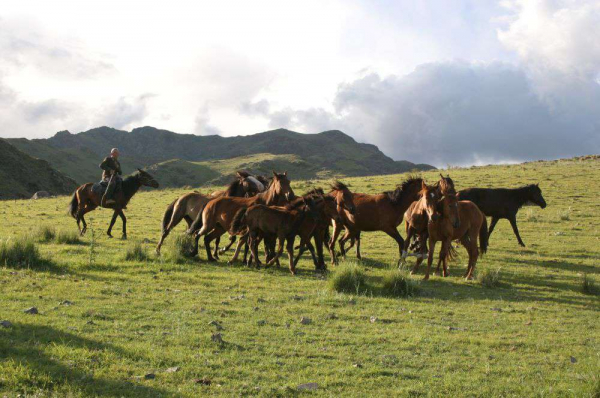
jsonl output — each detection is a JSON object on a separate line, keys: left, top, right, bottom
{"left": 100, "top": 148, "right": 122, "bottom": 206}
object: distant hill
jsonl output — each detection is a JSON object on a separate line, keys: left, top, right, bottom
{"left": 0, "top": 139, "right": 77, "bottom": 199}
{"left": 7, "top": 127, "right": 435, "bottom": 187}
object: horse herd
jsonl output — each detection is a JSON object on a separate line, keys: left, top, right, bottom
{"left": 69, "top": 169, "right": 547, "bottom": 280}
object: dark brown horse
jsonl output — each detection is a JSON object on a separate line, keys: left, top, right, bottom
{"left": 330, "top": 176, "right": 423, "bottom": 263}
{"left": 69, "top": 169, "right": 159, "bottom": 238}
{"left": 194, "top": 171, "right": 294, "bottom": 262}
{"left": 420, "top": 188, "right": 488, "bottom": 280}
{"left": 230, "top": 197, "right": 320, "bottom": 274}
{"left": 457, "top": 184, "right": 546, "bottom": 247}
{"left": 155, "top": 171, "right": 268, "bottom": 254}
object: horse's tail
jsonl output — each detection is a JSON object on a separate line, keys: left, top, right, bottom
{"left": 479, "top": 216, "right": 489, "bottom": 255}
{"left": 162, "top": 198, "right": 178, "bottom": 234}
{"left": 230, "top": 208, "right": 248, "bottom": 235}
{"left": 444, "top": 241, "right": 458, "bottom": 263}
{"left": 68, "top": 191, "right": 79, "bottom": 219}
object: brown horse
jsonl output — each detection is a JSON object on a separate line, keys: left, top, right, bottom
{"left": 330, "top": 177, "right": 423, "bottom": 263}
{"left": 155, "top": 171, "right": 268, "bottom": 254}
{"left": 293, "top": 183, "right": 356, "bottom": 269}
{"left": 68, "top": 169, "right": 159, "bottom": 238}
{"left": 230, "top": 197, "right": 320, "bottom": 274}
{"left": 421, "top": 189, "right": 488, "bottom": 280}
{"left": 194, "top": 171, "right": 294, "bottom": 262}
{"left": 401, "top": 174, "right": 455, "bottom": 265}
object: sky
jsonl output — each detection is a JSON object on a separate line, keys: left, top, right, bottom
{"left": 0, "top": 0, "right": 599, "bottom": 166}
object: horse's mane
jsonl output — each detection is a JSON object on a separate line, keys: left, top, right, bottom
{"left": 225, "top": 178, "right": 242, "bottom": 196}
{"left": 385, "top": 176, "right": 423, "bottom": 205}
{"left": 121, "top": 172, "right": 143, "bottom": 201}
{"left": 330, "top": 181, "right": 349, "bottom": 192}
{"left": 236, "top": 170, "right": 251, "bottom": 178}
{"left": 304, "top": 187, "right": 325, "bottom": 196}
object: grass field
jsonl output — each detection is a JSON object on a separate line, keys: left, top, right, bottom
{"left": 1, "top": 157, "right": 599, "bottom": 397}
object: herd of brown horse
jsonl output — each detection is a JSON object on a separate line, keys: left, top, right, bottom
{"left": 69, "top": 169, "right": 547, "bottom": 280}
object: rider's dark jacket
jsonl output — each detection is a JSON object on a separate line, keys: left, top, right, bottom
{"left": 99, "top": 156, "right": 122, "bottom": 180}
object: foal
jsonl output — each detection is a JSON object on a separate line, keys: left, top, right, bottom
{"left": 231, "top": 197, "right": 319, "bottom": 274}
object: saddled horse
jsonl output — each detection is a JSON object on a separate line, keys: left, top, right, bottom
{"left": 69, "top": 169, "right": 159, "bottom": 238}
{"left": 457, "top": 184, "right": 546, "bottom": 247}
{"left": 420, "top": 186, "right": 488, "bottom": 280}
{"left": 330, "top": 177, "right": 423, "bottom": 263}
{"left": 155, "top": 171, "right": 267, "bottom": 254}
{"left": 193, "top": 171, "right": 295, "bottom": 262}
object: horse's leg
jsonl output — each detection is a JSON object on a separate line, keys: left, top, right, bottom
{"left": 218, "top": 235, "right": 237, "bottom": 255}
{"left": 338, "top": 230, "right": 352, "bottom": 259}
{"left": 267, "top": 237, "right": 285, "bottom": 267}
{"left": 228, "top": 234, "right": 247, "bottom": 264}
{"left": 119, "top": 210, "right": 127, "bottom": 239}
{"left": 487, "top": 217, "right": 499, "bottom": 238}
{"left": 248, "top": 232, "right": 262, "bottom": 267}
{"left": 204, "top": 228, "right": 223, "bottom": 262}
{"left": 314, "top": 230, "right": 326, "bottom": 270}
{"left": 107, "top": 211, "right": 119, "bottom": 238}
{"left": 355, "top": 232, "right": 362, "bottom": 260}
{"left": 383, "top": 227, "right": 405, "bottom": 265}
{"left": 465, "top": 230, "right": 479, "bottom": 280}
{"left": 435, "top": 240, "right": 447, "bottom": 276}
{"left": 213, "top": 235, "right": 221, "bottom": 259}
{"left": 329, "top": 221, "right": 342, "bottom": 258}
{"left": 402, "top": 227, "right": 414, "bottom": 263}
{"left": 287, "top": 238, "right": 297, "bottom": 275}
{"left": 508, "top": 215, "right": 526, "bottom": 247}
{"left": 424, "top": 237, "right": 436, "bottom": 281}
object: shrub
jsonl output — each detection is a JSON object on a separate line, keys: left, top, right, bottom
{"left": 381, "top": 270, "right": 418, "bottom": 297}
{"left": 55, "top": 230, "right": 81, "bottom": 245}
{"left": 558, "top": 207, "right": 571, "bottom": 221}
{"left": 124, "top": 241, "right": 149, "bottom": 262}
{"left": 329, "top": 262, "right": 367, "bottom": 294}
{"left": 166, "top": 234, "right": 197, "bottom": 263}
{"left": 525, "top": 209, "right": 539, "bottom": 222}
{"left": 581, "top": 274, "right": 599, "bottom": 296}
{"left": 0, "top": 236, "right": 44, "bottom": 268}
{"left": 33, "top": 225, "right": 56, "bottom": 242}
{"left": 477, "top": 268, "right": 502, "bottom": 288}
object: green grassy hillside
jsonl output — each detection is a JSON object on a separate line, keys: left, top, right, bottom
{"left": 0, "top": 156, "right": 598, "bottom": 396}
{"left": 0, "top": 139, "right": 78, "bottom": 199}
{"left": 8, "top": 127, "right": 434, "bottom": 185}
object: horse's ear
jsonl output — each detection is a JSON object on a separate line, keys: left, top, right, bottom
{"left": 440, "top": 173, "right": 444, "bottom": 179}
{"left": 236, "top": 171, "right": 243, "bottom": 178}
{"left": 284, "top": 171, "right": 287, "bottom": 177}
{"left": 137, "top": 168, "right": 142, "bottom": 173}
{"left": 272, "top": 170, "right": 277, "bottom": 178}
{"left": 421, "top": 180, "right": 427, "bottom": 190}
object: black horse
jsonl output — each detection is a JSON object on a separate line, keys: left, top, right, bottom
{"left": 457, "top": 184, "right": 546, "bottom": 247}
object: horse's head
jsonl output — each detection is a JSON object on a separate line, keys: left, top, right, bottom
{"left": 272, "top": 171, "right": 295, "bottom": 201}
{"left": 439, "top": 192, "right": 460, "bottom": 229}
{"left": 330, "top": 181, "right": 356, "bottom": 215}
{"left": 136, "top": 169, "right": 159, "bottom": 188}
{"left": 420, "top": 180, "right": 442, "bottom": 222}
{"left": 301, "top": 196, "right": 322, "bottom": 220}
{"left": 237, "top": 171, "right": 266, "bottom": 197}
{"left": 526, "top": 184, "right": 547, "bottom": 209}
{"left": 436, "top": 173, "right": 456, "bottom": 195}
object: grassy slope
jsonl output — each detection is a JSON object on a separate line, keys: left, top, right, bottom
{"left": 146, "top": 153, "right": 330, "bottom": 188}
{"left": 0, "top": 157, "right": 598, "bottom": 397}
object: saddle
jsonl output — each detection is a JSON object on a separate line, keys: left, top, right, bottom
{"left": 92, "top": 181, "right": 108, "bottom": 197}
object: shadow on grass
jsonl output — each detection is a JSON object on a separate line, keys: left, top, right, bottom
{"left": 0, "top": 323, "right": 169, "bottom": 397}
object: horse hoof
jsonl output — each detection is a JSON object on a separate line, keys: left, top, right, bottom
{"left": 107, "top": 234, "right": 113, "bottom": 239}
{"left": 423, "top": 275, "right": 430, "bottom": 281}
{"left": 121, "top": 235, "right": 127, "bottom": 240}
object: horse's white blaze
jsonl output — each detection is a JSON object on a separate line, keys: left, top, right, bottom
{"left": 247, "top": 176, "right": 265, "bottom": 192}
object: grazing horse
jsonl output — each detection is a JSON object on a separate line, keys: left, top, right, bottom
{"left": 401, "top": 174, "right": 455, "bottom": 265}
{"left": 457, "top": 184, "right": 546, "bottom": 247}
{"left": 68, "top": 169, "right": 159, "bottom": 238}
{"left": 193, "top": 171, "right": 294, "bottom": 262}
{"left": 421, "top": 187, "right": 488, "bottom": 280}
{"left": 330, "top": 177, "right": 423, "bottom": 262}
{"left": 155, "top": 171, "right": 267, "bottom": 254}
{"left": 230, "top": 197, "right": 320, "bottom": 274}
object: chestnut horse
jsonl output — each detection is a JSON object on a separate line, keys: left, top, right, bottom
{"left": 194, "top": 171, "right": 294, "bottom": 262}
{"left": 421, "top": 188, "right": 488, "bottom": 280}
{"left": 401, "top": 174, "right": 455, "bottom": 266}
{"left": 155, "top": 171, "right": 267, "bottom": 254}
{"left": 68, "top": 169, "right": 159, "bottom": 238}
{"left": 330, "top": 177, "right": 423, "bottom": 263}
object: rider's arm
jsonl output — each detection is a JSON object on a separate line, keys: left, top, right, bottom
{"left": 99, "top": 157, "right": 116, "bottom": 174}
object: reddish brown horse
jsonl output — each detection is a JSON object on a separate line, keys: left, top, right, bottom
{"left": 420, "top": 188, "right": 488, "bottom": 280}
{"left": 69, "top": 169, "right": 159, "bottom": 238}
{"left": 401, "top": 174, "right": 455, "bottom": 266}
{"left": 330, "top": 177, "right": 423, "bottom": 263}
{"left": 194, "top": 171, "right": 294, "bottom": 262}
